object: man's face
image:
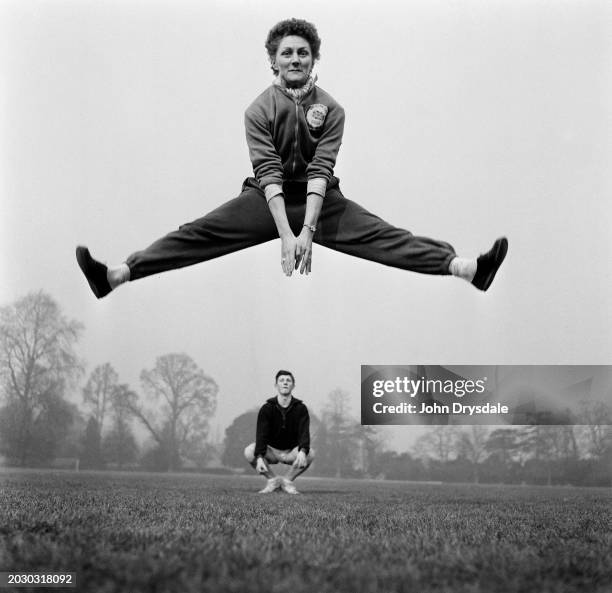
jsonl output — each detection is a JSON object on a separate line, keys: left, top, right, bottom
{"left": 276, "top": 374, "right": 295, "bottom": 396}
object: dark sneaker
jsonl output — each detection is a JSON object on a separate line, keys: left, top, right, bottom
{"left": 75, "top": 246, "right": 112, "bottom": 299}
{"left": 471, "top": 237, "right": 508, "bottom": 292}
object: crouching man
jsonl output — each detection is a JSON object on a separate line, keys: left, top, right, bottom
{"left": 244, "top": 370, "right": 314, "bottom": 494}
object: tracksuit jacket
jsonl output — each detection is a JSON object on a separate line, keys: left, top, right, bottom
{"left": 244, "top": 83, "right": 345, "bottom": 197}
{"left": 254, "top": 397, "right": 310, "bottom": 459}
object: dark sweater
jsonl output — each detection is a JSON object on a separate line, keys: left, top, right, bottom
{"left": 254, "top": 396, "right": 310, "bottom": 458}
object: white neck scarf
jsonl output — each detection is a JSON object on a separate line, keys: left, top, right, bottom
{"left": 274, "top": 75, "right": 317, "bottom": 102}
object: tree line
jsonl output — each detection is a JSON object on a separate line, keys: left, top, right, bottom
{"left": 408, "top": 422, "right": 611, "bottom": 487}
{"left": 1, "top": 291, "right": 611, "bottom": 485}
{"left": 0, "top": 291, "right": 218, "bottom": 471}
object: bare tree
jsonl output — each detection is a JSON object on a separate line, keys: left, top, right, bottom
{"left": 109, "top": 383, "right": 138, "bottom": 425}
{"left": 319, "top": 389, "right": 357, "bottom": 477}
{"left": 484, "top": 427, "right": 522, "bottom": 482}
{"left": 129, "top": 353, "right": 218, "bottom": 471}
{"left": 0, "top": 291, "right": 83, "bottom": 465}
{"left": 353, "top": 424, "right": 385, "bottom": 477}
{"left": 81, "top": 416, "right": 103, "bottom": 469}
{"left": 103, "top": 383, "right": 139, "bottom": 469}
{"left": 518, "top": 426, "right": 568, "bottom": 485}
{"left": 82, "top": 363, "right": 118, "bottom": 434}
{"left": 458, "top": 426, "right": 490, "bottom": 483}
{"left": 577, "top": 400, "right": 612, "bottom": 458}
{"left": 414, "top": 426, "right": 460, "bottom": 464}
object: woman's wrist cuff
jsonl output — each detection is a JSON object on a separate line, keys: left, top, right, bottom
{"left": 265, "top": 183, "right": 284, "bottom": 203}
{"left": 307, "top": 178, "right": 327, "bottom": 198}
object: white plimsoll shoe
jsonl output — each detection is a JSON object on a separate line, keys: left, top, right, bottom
{"left": 258, "top": 477, "right": 280, "bottom": 493}
{"left": 281, "top": 478, "right": 299, "bottom": 494}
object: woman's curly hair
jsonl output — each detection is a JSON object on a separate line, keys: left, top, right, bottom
{"left": 265, "top": 18, "right": 321, "bottom": 74}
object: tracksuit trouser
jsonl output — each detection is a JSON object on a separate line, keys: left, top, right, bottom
{"left": 126, "top": 177, "right": 456, "bottom": 281}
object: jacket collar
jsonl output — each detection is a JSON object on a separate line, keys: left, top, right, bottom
{"left": 266, "top": 395, "right": 302, "bottom": 408}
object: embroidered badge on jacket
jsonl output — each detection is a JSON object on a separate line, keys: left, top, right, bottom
{"left": 305, "top": 104, "right": 328, "bottom": 131}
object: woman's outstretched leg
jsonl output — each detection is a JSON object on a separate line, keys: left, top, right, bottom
{"left": 76, "top": 179, "right": 277, "bottom": 298}
{"left": 315, "top": 183, "right": 507, "bottom": 290}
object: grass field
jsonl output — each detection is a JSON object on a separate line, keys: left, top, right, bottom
{"left": 1, "top": 470, "right": 611, "bottom": 593}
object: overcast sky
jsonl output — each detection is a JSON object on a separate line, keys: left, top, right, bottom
{"left": 1, "top": 0, "right": 611, "bottom": 450}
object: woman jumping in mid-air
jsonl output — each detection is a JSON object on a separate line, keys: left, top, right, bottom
{"left": 77, "top": 18, "right": 507, "bottom": 299}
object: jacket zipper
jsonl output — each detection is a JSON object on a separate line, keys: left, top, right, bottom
{"left": 292, "top": 100, "right": 299, "bottom": 176}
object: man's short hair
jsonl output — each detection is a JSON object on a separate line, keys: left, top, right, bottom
{"left": 275, "top": 370, "right": 295, "bottom": 383}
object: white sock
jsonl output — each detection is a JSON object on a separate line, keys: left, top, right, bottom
{"left": 449, "top": 257, "right": 477, "bottom": 282}
{"left": 107, "top": 263, "right": 130, "bottom": 289}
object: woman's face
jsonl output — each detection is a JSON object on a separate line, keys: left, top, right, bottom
{"left": 273, "top": 35, "right": 313, "bottom": 88}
